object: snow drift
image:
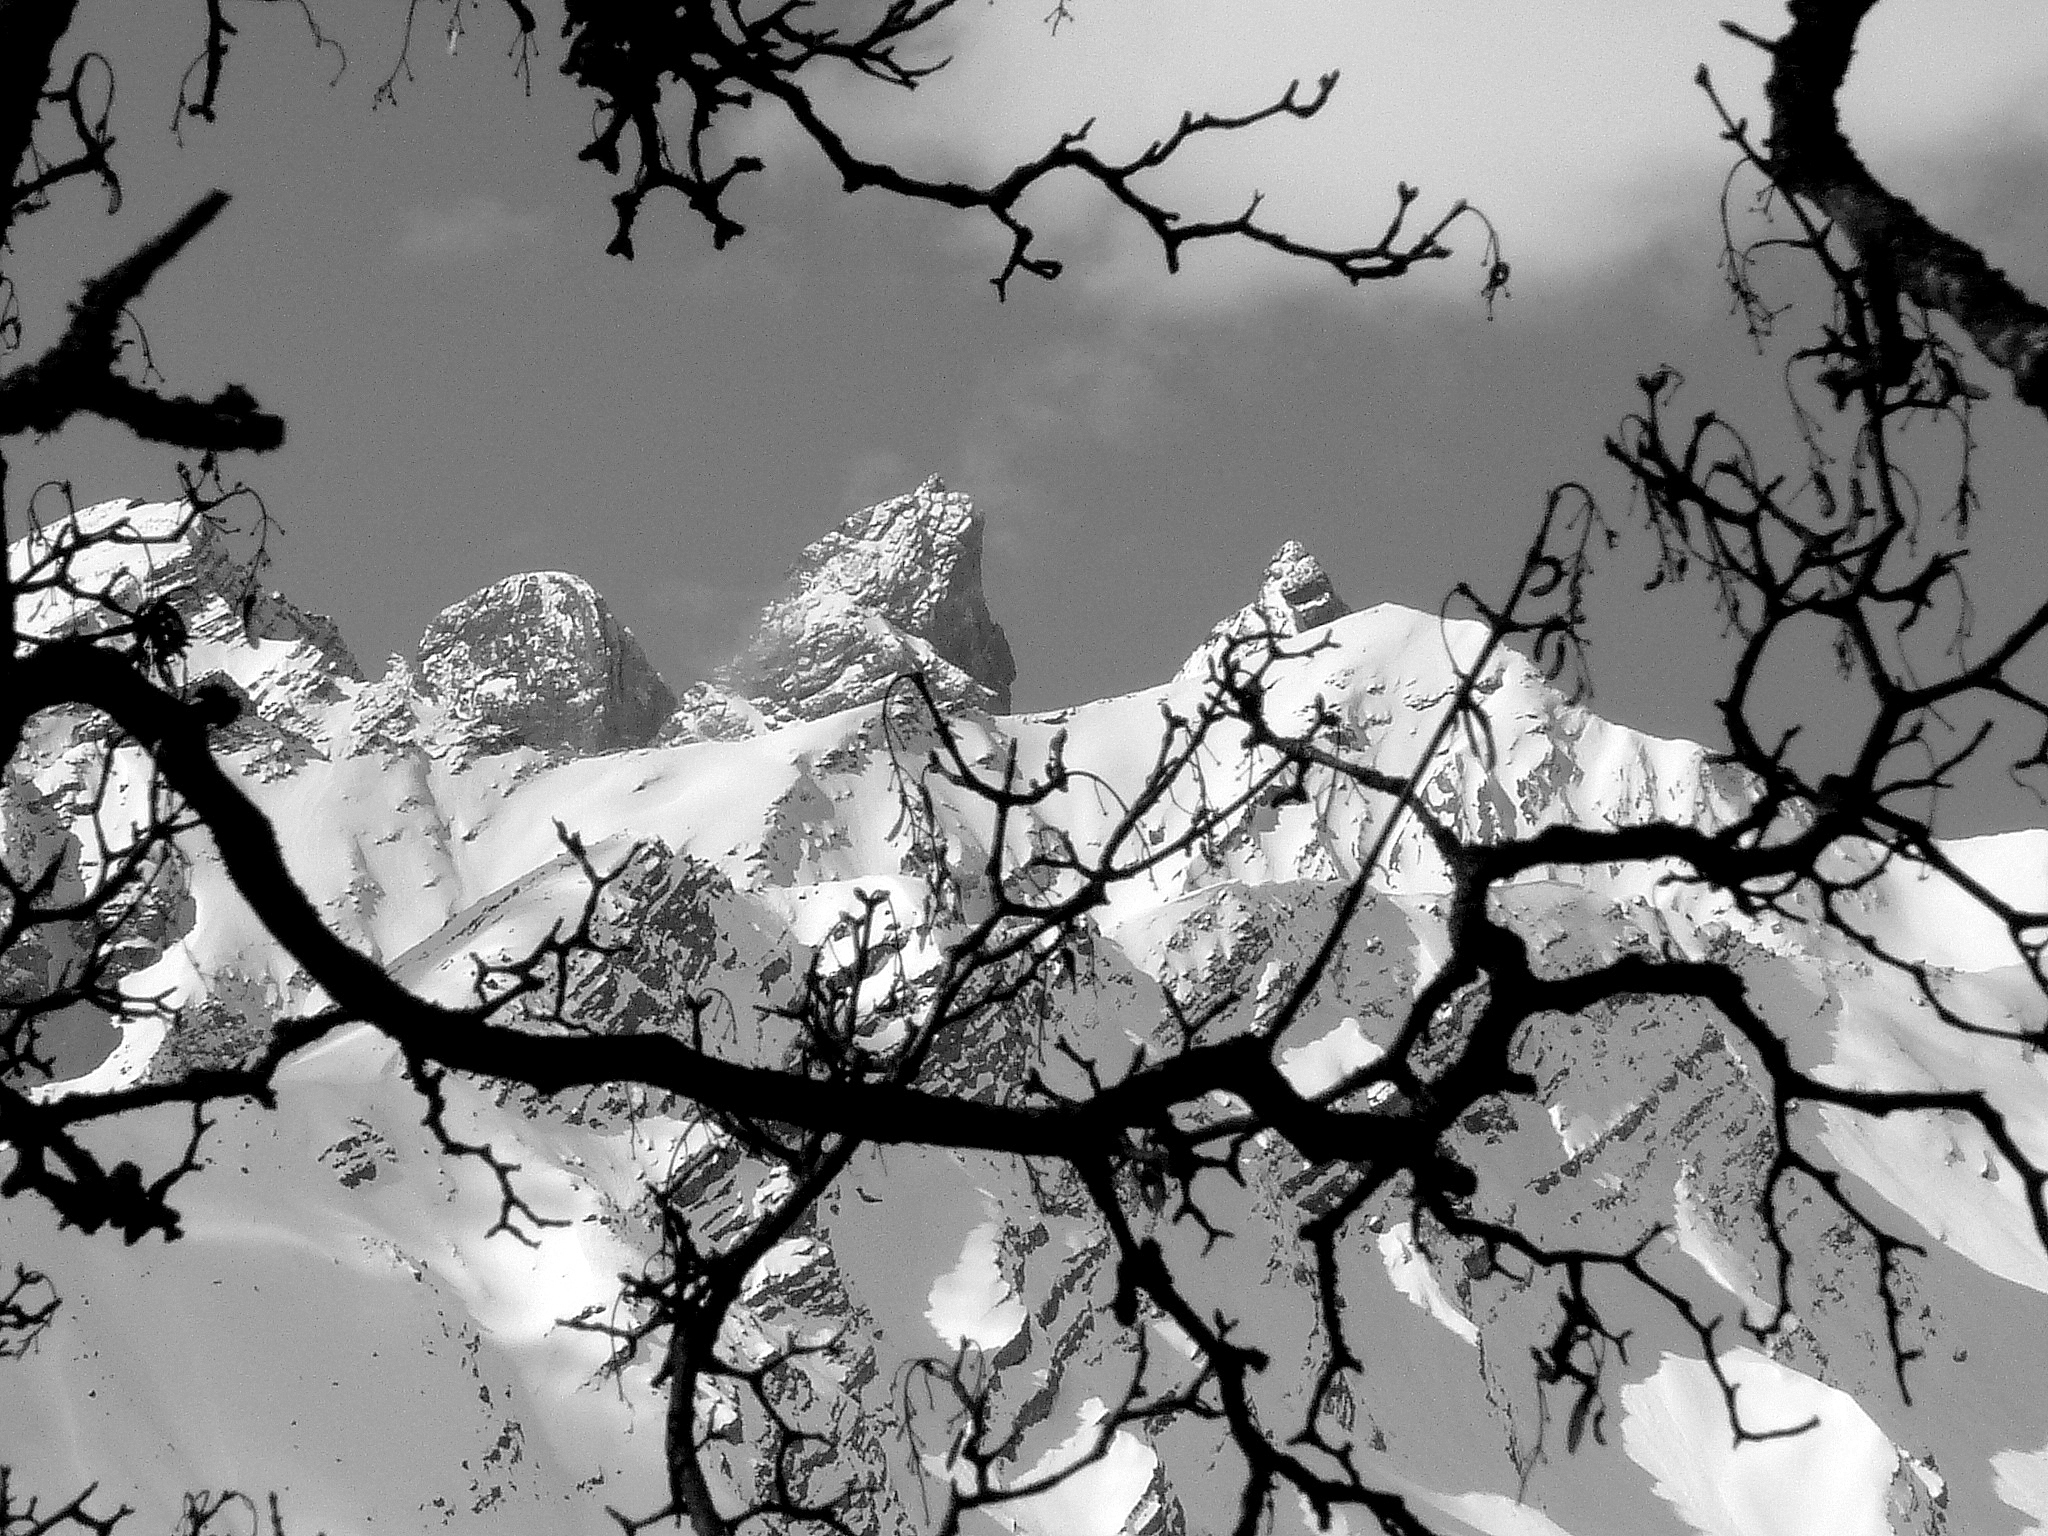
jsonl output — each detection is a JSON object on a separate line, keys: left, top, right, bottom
{"left": 4, "top": 483, "right": 2047, "bottom": 1536}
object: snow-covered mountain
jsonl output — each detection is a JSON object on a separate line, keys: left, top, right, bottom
{"left": 5, "top": 482, "right": 2048, "bottom": 1536}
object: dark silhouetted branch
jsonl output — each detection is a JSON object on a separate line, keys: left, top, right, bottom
{"left": 0, "top": 192, "right": 284, "bottom": 451}
{"left": 1753, "top": 1, "right": 2048, "bottom": 412}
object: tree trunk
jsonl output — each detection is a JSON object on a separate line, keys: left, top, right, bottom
{"left": 1763, "top": 0, "right": 2048, "bottom": 412}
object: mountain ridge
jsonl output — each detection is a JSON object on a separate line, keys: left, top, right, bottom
{"left": 3, "top": 483, "right": 2046, "bottom": 1536}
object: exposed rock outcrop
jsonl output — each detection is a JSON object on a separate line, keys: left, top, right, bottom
{"left": 667, "top": 475, "right": 1016, "bottom": 740}
{"left": 13, "top": 500, "right": 364, "bottom": 749}
{"left": 6, "top": 486, "right": 2031, "bottom": 1536}
{"left": 1212, "top": 539, "right": 1349, "bottom": 643}
{"left": 1180, "top": 538, "right": 1351, "bottom": 687}
{"left": 786, "top": 474, "right": 1016, "bottom": 702}
{"left": 414, "top": 571, "right": 676, "bottom": 757}
{"left": 10, "top": 501, "right": 363, "bottom": 791}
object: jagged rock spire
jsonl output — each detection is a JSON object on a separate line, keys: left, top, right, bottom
{"left": 667, "top": 475, "right": 1017, "bottom": 741}
{"left": 1208, "top": 539, "right": 1351, "bottom": 648}
{"left": 1259, "top": 540, "right": 1347, "bottom": 631}
{"left": 788, "top": 475, "right": 1016, "bottom": 706}
{"left": 414, "top": 571, "right": 677, "bottom": 757}
{"left": 12, "top": 501, "right": 363, "bottom": 759}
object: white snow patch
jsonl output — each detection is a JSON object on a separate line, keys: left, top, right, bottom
{"left": 1671, "top": 1164, "right": 1774, "bottom": 1328}
{"left": 1426, "top": 1491, "right": 1581, "bottom": 1536}
{"left": 1377, "top": 1221, "right": 1478, "bottom": 1346}
{"left": 1545, "top": 1103, "right": 1607, "bottom": 1158}
{"left": 1844, "top": 829, "right": 2048, "bottom": 972}
{"left": 1995, "top": 1441, "right": 2048, "bottom": 1532}
{"left": 1278, "top": 1015, "right": 1382, "bottom": 1097}
{"left": 1904, "top": 1451, "right": 1944, "bottom": 1503}
{"left": 985, "top": 1399, "right": 1158, "bottom": 1536}
{"left": 1297, "top": 1489, "right": 1578, "bottom": 1536}
{"left": 1149, "top": 1315, "right": 1200, "bottom": 1360}
{"left": 1812, "top": 940, "right": 2048, "bottom": 1290}
{"left": 1819, "top": 1105, "right": 2048, "bottom": 1295}
{"left": 926, "top": 1215, "right": 1026, "bottom": 1352}
{"left": 1620, "top": 1350, "right": 1898, "bottom": 1536}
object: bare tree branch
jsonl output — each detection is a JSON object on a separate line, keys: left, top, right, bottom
{"left": 553, "top": 0, "right": 1499, "bottom": 297}
{"left": 0, "top": 0, "right": 86, "bottom": 246}
{"left": 0, "top": 192, "right": 284, "bottom": 451}
{"left": 1753, "top": 0, "right": 2048, "bottom": 412}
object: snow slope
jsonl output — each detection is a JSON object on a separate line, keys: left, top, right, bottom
{"left": 6, "top": 487, "right": 2048, "bottom": 1535}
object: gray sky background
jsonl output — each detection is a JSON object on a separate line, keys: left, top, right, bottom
{"left": 12, "top": 1, "right": 2048, "bottom": 827}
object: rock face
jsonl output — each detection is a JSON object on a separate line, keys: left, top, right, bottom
{"left": 415, "top": 571, "right": 676, "bottom": 756}
{"left": 11, "top": 492, "right": 2048, "bottom": 1536}
{"left": 787, "top": 474, "right": 1015, "bottom": 703}
{"left": 13, "top": 499, "right": 364, "bottom": 748}
{"left": 669, "top": 475, "right": 1016, "bottom": 739}
{"left": 1213, "top": 539, "right": 1350, "bottom": 643}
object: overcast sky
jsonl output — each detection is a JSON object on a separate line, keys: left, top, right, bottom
{"left": 13, "top": 1, "right": 2048, "bottom": 825}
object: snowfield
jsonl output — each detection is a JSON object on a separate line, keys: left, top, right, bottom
{"left": 6, "top": 490, "right": 2048, "bottom": 1535}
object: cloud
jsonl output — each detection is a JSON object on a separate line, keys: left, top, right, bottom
{"left": 640, "top": 576, "right": 775, "bottom": 684}
{"left": 949, "top": 328, "right": 1174, "bottom": 556}
{"left": 840, "top": 450, "right": 919, "bottom": 512}
{"left": 792, "top": 0, "right": 2048, "bottom": 314}
{"left": 399, "top": 197, "right": 551, "bottom": 262}
{"left": 997, "top": 339, "right": 1166, "bottom": 445}
{"left": 833, "top": 332, "right": 1172, "bottom": 558}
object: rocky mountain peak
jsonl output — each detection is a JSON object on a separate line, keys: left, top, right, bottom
{"left": 414, "top": 571, "right": 676, "bottom": 757}
{"left": 1260, "top": 540, "right": 1347, "bottom": 630}
{"left": 16, "top": 501, "right": 361, "bottom": 664}
{"left": 14, "top": 481, "right": 2046, "bottom": 1535}
{"left": 667, "top": 476, "right": 1017, "bottom": 740}
{"left": 1219, "top": 539, "right": 1349, "bottom": 640}
{"left": 13, "top": 501, "right": 363, "bottom": 750}
{"left": 780, "top": 474, "right": 1016, "bottom": 704}
{"left": 1183, "top": 539, "right": 1352, "bottom": 678}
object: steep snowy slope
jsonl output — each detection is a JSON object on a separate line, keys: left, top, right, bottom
{"left": 4, "top": 487, "right": 2047, "bottom": 1536}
